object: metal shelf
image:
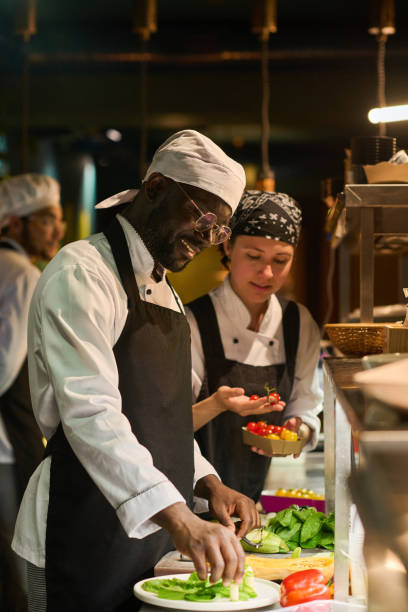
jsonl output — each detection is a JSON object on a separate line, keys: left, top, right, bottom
{"left": 340, "top": 184, "right": 408, "bottom": 322}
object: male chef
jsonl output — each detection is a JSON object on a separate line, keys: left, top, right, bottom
{"left": 0, "top": 173, "right": 64, "bottom": 605}
{"left": 13, "top": 130, "right": 259, "bottom": 612}
{"left": 0, "top": 173, "right": 64, "bottom": 524}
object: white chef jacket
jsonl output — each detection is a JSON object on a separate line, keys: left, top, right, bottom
{"left": 0, "top": 238, "right": 41, "bottom": 464}
{"left": 12, "top": 215, "right": 218, "bottom": 568}
{"left": 185, "top": 276, "right": 323, "bottom": 450}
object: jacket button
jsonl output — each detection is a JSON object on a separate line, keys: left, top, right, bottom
{"left": 233, "top": 338, "right": 239, "bottom": 344}
{"left": 146, "top": 289, "right": 152, "bottom": 295}
{"left": 269, "top": 340, "right": 274, "bottom": 346}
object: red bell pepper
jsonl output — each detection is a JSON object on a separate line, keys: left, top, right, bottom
{"left": 280, "top": 569, "right": 331, "bottom": 607}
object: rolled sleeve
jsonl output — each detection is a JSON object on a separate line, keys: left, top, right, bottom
{"left": 118, "top": 480, "right": 186, "bottom": 538}
{"left": 193, "top": 438, "right": 220, "bottom": 513}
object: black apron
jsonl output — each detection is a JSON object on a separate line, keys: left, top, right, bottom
{"left": 44, "top": 218, "right": 195, "bottom": 612}
{"left": 188, "top": 293, "right": 299, "bottom": 502}
{"left": 0, "top": 242, "right": 44, "bottom": 499}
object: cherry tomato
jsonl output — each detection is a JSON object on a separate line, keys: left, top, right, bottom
{"left": 268, "top": 391, "right": 281, "bottom": 404}
{"left": 249, "top": 394, "right": 260, "bottom": 401}
{"left": 273, "top": 426, "right": 282, "bottom": 435}
{"left": 265, "top": 425, "right": 276, "bottom": 436}
{"left": 256, "top": 420, "right": 267, "bottom": 428}
{"left": 246, "top": 421, "right": 257, "bottom": 432}
{"left": 257, "top": 425, "right": 268, "bottom": 436}
{"left": 281, "top": 429, "right": 298, "bottom": 441}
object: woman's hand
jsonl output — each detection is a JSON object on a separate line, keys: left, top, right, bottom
{"left": 214, "top": 385, "right": 285, "bottom": 418}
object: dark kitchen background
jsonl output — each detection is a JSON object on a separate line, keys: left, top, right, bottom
{"left": 1, "top": 0, "right": 408, "bottom": 323}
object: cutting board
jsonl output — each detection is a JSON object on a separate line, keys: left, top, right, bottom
{"left": 154, "top": 550, "right": 195, "bottom": 576}
{"left": 154, "top": 547, "right": 328, "bottom": 577}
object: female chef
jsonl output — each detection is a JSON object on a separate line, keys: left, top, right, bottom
{"left": 186, "top": 190, "right": 323, "bottom": 502}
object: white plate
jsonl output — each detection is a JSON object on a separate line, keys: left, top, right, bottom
{"left": 133, "top": 573, "right": 280, "bottom": 611}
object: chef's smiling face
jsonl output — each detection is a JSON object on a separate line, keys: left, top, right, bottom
{"left": 141, "top": 177, "right": 232, "bottom": 272}
{"left": 224, "top": 235, "right": 294, "bottom": 308}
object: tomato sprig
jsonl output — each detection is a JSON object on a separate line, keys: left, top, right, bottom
{"left": 264, "top": 382, "right": 281, "bottom": 405}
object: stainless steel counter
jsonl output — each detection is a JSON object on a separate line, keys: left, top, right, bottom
{"left": 323, "top": 357, "right": 408, "bottom": 611}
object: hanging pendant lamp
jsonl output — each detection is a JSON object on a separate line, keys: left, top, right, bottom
{"left": 132, "top": 0, "right": 157, "bottom": 180}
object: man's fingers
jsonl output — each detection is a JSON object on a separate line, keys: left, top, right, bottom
{"left": 189, "top": 546, "right": 209, "bottom": 581}
{"left": 231, "top": 537, "right": 246, "bottom": 584}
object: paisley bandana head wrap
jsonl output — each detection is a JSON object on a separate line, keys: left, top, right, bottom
{"left": 229, "top": 190, "right": 302, "bottom": 246}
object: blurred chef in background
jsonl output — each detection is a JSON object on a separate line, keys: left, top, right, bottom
{"left": 0, "top": 173, "right": 65, "bottom": 602}
{"left": 187, "top": 190, "right": 323, "bottom": 503}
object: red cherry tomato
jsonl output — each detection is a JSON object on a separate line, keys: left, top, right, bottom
{"left": 268, "top": 391, "right": 281, "bottom": 404}
{"left": 265, "top": 425, "right": 276, "bottom": 436}
{"left": 273, "top": 426, "right": 282, "bottom": 435}
{"left": 257, "top": 426, "right": 268, "bottom": 437}
{"left": 249, "top": 394, "right": 260, "bottom": 401}
{"left": 256, "top": 420, "right": 267, "bottom": 428}
{"left": 246, "top": 421, "right": 257, "bottom": 432}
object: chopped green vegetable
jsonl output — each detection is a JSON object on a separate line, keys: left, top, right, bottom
{"left": 244, "top": 565, "right": 255, "bottom": 589}
{"left": 300, "top": 513, "right": 322, "bottom": 543}
{"left": 265, "top": 505, "right": 335, "bottom": 551}
{"left": 142, "top": 569, "right": 257, "bottom": 603}
{"left": 291, "top": 547, "right": 301, "bottom": 558}
{"left": 240, "top": 528, "right": 289, "bottom": 553}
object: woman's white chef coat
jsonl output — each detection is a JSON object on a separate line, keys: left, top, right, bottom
{"left": 185, "top": 276, "right": 323, "bottom": 449}
{"left": 12, "top": 215, "right": 218, "bottom": 567}
{"left": 0, "top": 238, "right": 41, "bottom": 463}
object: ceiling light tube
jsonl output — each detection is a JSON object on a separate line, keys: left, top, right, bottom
{"left": 368, "top": 105, "right": 408, "bottom": 124}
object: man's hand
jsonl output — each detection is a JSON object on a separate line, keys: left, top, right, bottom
{"left": 194, "top": 475, "right": 260, "bottom": 538}
{"left": 153, "top": 501, "right": 246, "bottom": 586}
{"left": 215, "top": 385, "right": 285, "bottom": 418}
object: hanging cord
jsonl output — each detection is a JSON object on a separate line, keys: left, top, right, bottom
{"left": 260, "top": 36, "right": 271, "bottom": 176}
{"left": 377, "top": 34, "right": 387, "bottom": 137}
{"left": 139, "top": 38, "right": 148, "bottom": 181}
{"left": 21, "top": 41, "right": 30, "bottom": 172}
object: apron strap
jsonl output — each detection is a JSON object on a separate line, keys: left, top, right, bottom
{"left": 0, "top": 241, "right": 18, "bottom": 251}
{"left": 189, "top": 293, "right": 299, "bottom": 398}
{"left": 103, "top": 217, "right": 141, "bottom": 307}
{"left": 277, "top": 296, "right": 299, "bottom": 392}
{"left": 187, "top": 294, "right": 225, "bottom": 363}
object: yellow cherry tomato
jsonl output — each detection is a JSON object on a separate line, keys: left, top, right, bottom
{"left": 266, "top": 433, "right": 280, "bottom": 439}
{"left": 280, "top": 429, "right": 298, "bottom": 441}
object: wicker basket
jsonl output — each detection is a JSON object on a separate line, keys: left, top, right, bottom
{"left": 325, "top": 323, "right": 387, "bottom": 356}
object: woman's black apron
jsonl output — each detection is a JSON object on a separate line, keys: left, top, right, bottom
{"left": 0, "top": 241, "right": 44, "bottom": 499}
{"left": 188, "top": 293, "right": 299, "bottom": 503}
{"left": 44, "top": 218, "right": 195, "bottom": 612}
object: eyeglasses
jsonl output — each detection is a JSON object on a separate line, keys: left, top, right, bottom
{"left": 175, "top": 182, "right": 231, "bottom": 245}
{"left": 28, "top": 213, "right": 67, "bottom": 235}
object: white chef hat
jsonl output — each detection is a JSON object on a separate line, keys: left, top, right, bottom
{"left": 0, "top": 173, "right": 61, "bottom": 228}
{"left": 95, "top": 130, "right": 246, "bottom": 213}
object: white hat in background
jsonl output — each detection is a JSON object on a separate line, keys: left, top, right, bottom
{"left": 0, "top": 173, "right": 61, "bottom": 228}
{"left": 95, "top": 129, "right": 246, "bottom": 213}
